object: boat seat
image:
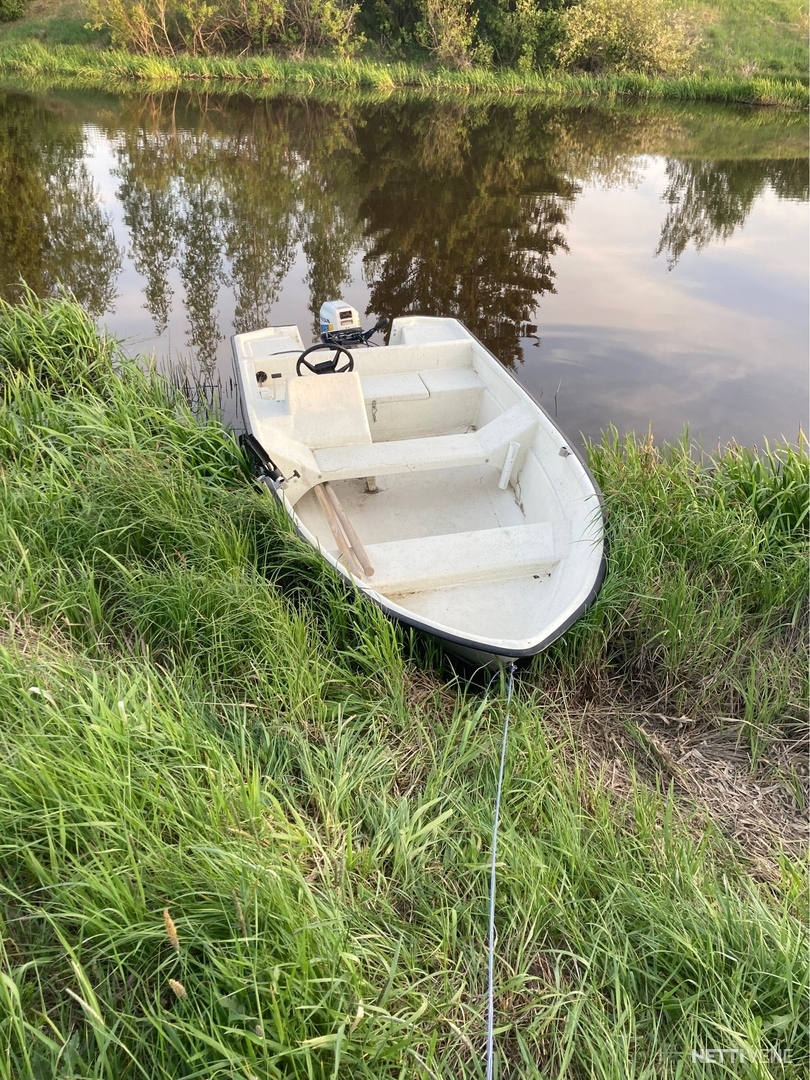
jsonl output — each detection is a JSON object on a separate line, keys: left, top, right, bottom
{"left": 287, "top": 372, "right": 371, "bottom": 450}
{"left": 360, "top": 372, "right": 429, "bottom": 403}
{"left": 358, "top": 369, "right": 483, "bottom": 405}
{"left": 314, "top": 402, "right": 537, "bottom": 481}
{"left": 418, "top": 368, "right": 484, "bottom": 396}
{"left": 360, "top": 522, "right": 558, "bottom": 594}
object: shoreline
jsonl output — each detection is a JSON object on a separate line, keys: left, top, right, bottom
{"left": 0, "top": 42, "right": 807, "bottom": 108}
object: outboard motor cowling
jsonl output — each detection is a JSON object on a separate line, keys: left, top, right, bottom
{"left": 319, "top": 299, "right": 389, "bottom": 347}
{"left": 320, "top": 300, "right": 362, "bottom": 342}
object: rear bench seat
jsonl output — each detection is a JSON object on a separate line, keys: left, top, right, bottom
{"left": 314, "top": 402, "right": 538, "bottom": 480}
{"left": 360, "top": 522, "right": 558, "bottom": 593}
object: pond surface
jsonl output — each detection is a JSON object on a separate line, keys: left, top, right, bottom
{"left": 1, "top": 85, "right": 807, "bottom": 447}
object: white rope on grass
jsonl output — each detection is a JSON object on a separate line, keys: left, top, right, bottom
{"left": 485, "top": 661, "right": 516, "bottom": 1080}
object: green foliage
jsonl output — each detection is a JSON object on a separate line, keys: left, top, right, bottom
{"left": 360, "top": 0, "right": 477, "bottom": 64}
{"left": 679, "top": 0, "right": 809, "bottom": 79}
{"left": 415, "top": 0, "right": 477, "bottom": 65}
{"left": 85, "top": 0, "right": 178, "bottom": 53}
{"left": 474, "top": 0, "right": 567, "bottom": 71}
{"left": 243, "top": 0, "right": 286, "bottom": 49}
{"left": 557, "top": 0, "right": 695, "bottom": 74}
{"left": 1, "top": 0, "right": 809, "bottom": 84}
{"left": 0, "top": 285, "right": 117, "bottom": 397}
{"left": 86, "top": 0, "right": 362, "bottom": 53}
{"left": 0, "top": 0, "right": 25, "bottom": 24}
{"left": 715, "top": 440, "right": 809, "bottom": 539}
{"left": 357, "top": 0, "right": 416, "bottom": 56}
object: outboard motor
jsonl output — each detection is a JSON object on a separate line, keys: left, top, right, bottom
{"left": 319, "top": 299, "right": 389, "bottom": 347}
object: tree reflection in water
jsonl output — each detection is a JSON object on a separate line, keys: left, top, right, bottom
{"left": 0, "top": 91, "right": 122, "bottom": 316}
{"left": 110, "top": 95, "right": 365, "bottom": 369}
{"left": 358, "top": 103, "right": 576, "bottom": 366}
{"left": 0, "top": 87, "right": 807, "bottom": 376}
{"left": 656, "top": 156, "right": 810, "bottom": 269}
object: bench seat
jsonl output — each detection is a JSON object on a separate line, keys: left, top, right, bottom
{"left": 359, "top": 372, "right": 429, "bottom": 403}
{"left": 314, "top": 402, "right": 537, "bottom": 480}
{"left": 358, "top": 367, "right": 484, "bottom": 404}
{"left": 361, "top": 522, "right": 558, "bottom": 594}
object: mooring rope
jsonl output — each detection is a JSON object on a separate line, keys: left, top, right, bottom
{"left": 485, "top": 661, "right": 516, "bottom": 1080}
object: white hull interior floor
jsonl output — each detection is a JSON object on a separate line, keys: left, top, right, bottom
{"left": 233, "top": 315, "right": 605, "bottom": 666}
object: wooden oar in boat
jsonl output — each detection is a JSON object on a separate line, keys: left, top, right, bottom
{"left": 312, "top": 482, "right": 374, "bottom": 579}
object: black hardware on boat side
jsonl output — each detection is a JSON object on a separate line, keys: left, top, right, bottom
{"left": 320, "top": 316, "right": 390, "bottom": 348}
{"left": 240, "top": 432, "right": 284, "bottom": 484}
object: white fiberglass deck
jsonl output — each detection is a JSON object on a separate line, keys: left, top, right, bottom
{"left": 233, "top": 316, "right": 604, "bottom": 660}
{"left": 295, "top": 468, "right": 567, "bottom": 642}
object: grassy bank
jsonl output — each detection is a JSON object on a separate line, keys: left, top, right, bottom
{"left": 0, "top": 41, "right": 807, "bottom": 106}
{"left": 680, "top": 0, "right": 809, "bottom": 79}
{"left": 0, "top": 291, "right": 807, "bottom": 1078}
{"left": 0, "top": 0, "right": 807, "bottom": 107}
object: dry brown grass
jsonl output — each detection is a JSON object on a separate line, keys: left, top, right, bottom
{"left": 536, "top": 691, "right": 808, "bottom": 878}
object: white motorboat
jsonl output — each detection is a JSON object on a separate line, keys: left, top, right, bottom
{"left": 233, "top": 302, "right": 605, "bottom": 666}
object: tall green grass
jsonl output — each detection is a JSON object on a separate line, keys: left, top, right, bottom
{"left": 0, "top": 41, "right": 806, "bottom": 106}
{"left": 0, "top": 291, "right": 807, "bottom": 1078}
{"left": 546, "top": 431, "right": 809, "bottom": 753}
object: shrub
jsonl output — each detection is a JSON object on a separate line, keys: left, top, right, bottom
{"left": 416, "top": 0, "right": 477, "bottom": 65}
{"left": 86, "top": 0, "right": 361, "bottom": 53}
{"left": 285, "top": 0, "right": 362, "bottom": 53}
{"left": 86, "top": 0, "right": 179, "bottom": 53}
{"left": 556, "top": 0, "right": 694, "bottom": 75}
{"left": 360, "top": 0, "right": 419, "bottom": 55}
{"left": 0, "top": 0, "right": 26, "bottom": 22}
{"left": 241, "top": 0, "right": 285, "bottom": 48}
{"left": 474, "top": 0, "right": 567, "bottom": 71}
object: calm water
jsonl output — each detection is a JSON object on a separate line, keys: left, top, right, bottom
{"left": 1, "top": 86, "right": 807, "bottom": 447}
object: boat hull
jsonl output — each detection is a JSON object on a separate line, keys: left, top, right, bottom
{"left": 234, "top": 315, "right": 605, "bottom": 665}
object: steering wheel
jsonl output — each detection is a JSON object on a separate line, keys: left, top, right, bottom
{"left": 296, "top": 342, "right": 354, "bottom": 377}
